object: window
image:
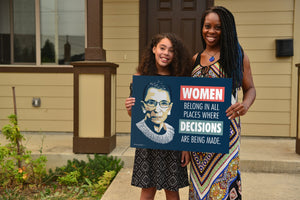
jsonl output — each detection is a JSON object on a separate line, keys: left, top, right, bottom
{"left": 0, "top": 0, "right": 12, "bottom": 64}
{"left": 14, "top": 0, "right": 36, "bottom": 63}
{"left": 0, "top": 0, "right": 85, "bottom": 65}
{"left": 40, "top": 0, "right": 85, "bottom": 64}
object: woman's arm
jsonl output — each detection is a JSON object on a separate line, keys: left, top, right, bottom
{"left": 226, "top": 53, "right": 256, "bottom": 119}
{"left": 241, "top": 53, "right": 256, "bottom": 111}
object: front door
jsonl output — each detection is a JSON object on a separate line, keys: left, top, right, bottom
{"left": 140, "top": 0, "right": 213, "bottom": 57}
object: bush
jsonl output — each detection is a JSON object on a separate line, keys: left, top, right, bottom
{"left": 0, "top": 114, "right": 47, "bottom": 189}
{"left": 0, "top": 114, "right": 124, "bottom": 199}
{"left": 46, "top": 154, "right": 124, "bottom": 185}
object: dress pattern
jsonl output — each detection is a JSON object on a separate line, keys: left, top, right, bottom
{"left": 189, "top": 58, "right": 242, "bottom": 200}
{"left": 131, "top": 148, "right": 189, "bottom": 191}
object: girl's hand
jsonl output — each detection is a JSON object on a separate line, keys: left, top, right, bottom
{"left": 181, "top": 151, "right": 190, "bottom": 167}
{"left": 125, "top": 97, "right": 135, "bottom": 116}
{"left": 226, "top": 102, "right": 248, "bottom": 120}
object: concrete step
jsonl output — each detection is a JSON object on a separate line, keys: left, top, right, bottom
{"left": 2, "top": 133, "right": 300, "bottom": 173}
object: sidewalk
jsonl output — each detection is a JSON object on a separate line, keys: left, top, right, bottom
{"left": 103, "top": 134, "right": 300, "bottom": 200}
{"left": 102, "top": 168, "right": 300, "bottom": 200}
{"left": 1, "top": 133, "right": 300, "bottom": 199}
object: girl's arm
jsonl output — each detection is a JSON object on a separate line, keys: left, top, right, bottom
{"left": 181, "top": 151, "right": 190, "bottom": 167}
{"left": 125, "top": 73, "right": 140, "bottom": 117}
{"left": 125, "top": 97, "right": 135, "bottom": 117}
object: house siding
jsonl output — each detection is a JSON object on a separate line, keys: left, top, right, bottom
{"left": 0, "top": 73, "right": 73, "bottom": 132}
{"left": 103, "top": 0, "right": 139, "bottom": 133}
{"left": 1, "top": 0, "right": 298, "bottom": 138}
{"left": 114, "top": 0, "right": 298, "bottom": 137}
{"left": 215, "top": 0, "right": 297, "bottom": 137}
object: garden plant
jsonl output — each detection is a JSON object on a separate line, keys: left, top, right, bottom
{"left": 0, "top": 114, "right": 124, "bottom": 199}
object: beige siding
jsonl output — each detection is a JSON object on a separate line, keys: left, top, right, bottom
{"left": 0, "top": 73, "right": 73, "bottom": 132}
{"left": 2, "top": 0, "right": 297, "bottom": 137}
{"left": 216, "top": 0, "right": 294, "bottom": 11}
{"left": 103, "top": 0, "right": 139, "bottom": 133}
{"left": 216, "top": 0, "right": 296, "bottom": 137}
{"left": 112, "top": 0, "right": 298, "bottom": 137}
{"left": 78, "top": 74, "right": 105, "bottom": 138}
{"left": 242, "top": 124, "right": 290, "bottom": 137}
{"left": 296, "top": 0, "right": 300, "bottom": 140}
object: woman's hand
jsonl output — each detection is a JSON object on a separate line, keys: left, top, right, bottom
{"left": 181, "top": 151, "right": 190, "bottom": 167}
{"left": 125, "top": 97, "right": 135, "bottom": 116}
{"left": 226, "top": 102, "right": 248, "bottom": 120}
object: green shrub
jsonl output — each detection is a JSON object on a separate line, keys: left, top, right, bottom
{"left": 0, "top": 114, "right": 47, "bottom": 189}
{"left": 46, "top": 154, "right": 124, "bottom": 184}
{"left": 57, "top": 170, "right": 81, "bottom": 186}
{"left": 0, "top": 114, "right": 124, "bottom": 199}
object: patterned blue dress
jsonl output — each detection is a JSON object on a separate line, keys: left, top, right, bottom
{"left": 189, "top": 54, "right": 242, "bottom": 200}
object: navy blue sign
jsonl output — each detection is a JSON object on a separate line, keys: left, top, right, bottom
{"left": 130, "top": 75, "right": 232, "bottom": 154}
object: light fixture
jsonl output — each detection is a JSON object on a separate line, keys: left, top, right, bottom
{"left": 32, "top": 97, "right": 41, "bottom": 107}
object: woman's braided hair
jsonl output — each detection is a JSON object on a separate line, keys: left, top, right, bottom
{"left": 201, "top": 6, "right": 244, "bottom": 90}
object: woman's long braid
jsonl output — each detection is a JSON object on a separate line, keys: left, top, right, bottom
{"left": 202, "top": 6, "right": 244, "bottom": 91}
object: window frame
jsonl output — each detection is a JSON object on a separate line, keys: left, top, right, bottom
{"left": 0, "top": 0, "right": 86, "bottom": 67}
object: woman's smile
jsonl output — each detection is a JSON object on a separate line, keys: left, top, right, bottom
{"left": 206, "top": 36, "right": 217, "bottom": 43}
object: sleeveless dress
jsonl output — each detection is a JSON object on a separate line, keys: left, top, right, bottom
{"left": 189, "top": 54, "right": 242, "bottom": 200}
{"left": 130, "top": 83, "right": 189, "bottom": 191}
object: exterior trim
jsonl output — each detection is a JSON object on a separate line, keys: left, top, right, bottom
{"left": 0, "top": 67, "right": 73, "bottom": 73}
{"left": 139, "top": 0, "right": 148, "bottom": 62}
{"left": 297, "top": 138, "right": 300, "bottom": 155}
{"left": 72, "top": 61, "right": 118, "bottom": 154}
{"left": 73, "top": 135, "right": 116, "bottom": 154}
{"left": 85, "top": 0, "right": 106, "bottom": 61}
{"left": 296, "top": 63, "right": 300, "bottom": 155}
{"left": 104, "top": 70, "right": 112, "bottom": 137}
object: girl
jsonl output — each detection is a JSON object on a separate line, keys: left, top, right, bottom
{"left": 125, "top": 33, "right": 192, "bottom": 200}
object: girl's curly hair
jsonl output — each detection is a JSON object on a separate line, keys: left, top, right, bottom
{"left": 137, "top": 33, "right": 192, "bottom": 77}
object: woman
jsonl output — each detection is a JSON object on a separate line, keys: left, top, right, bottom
{"left": 125, "top": 33, "right": 192, "bottom": 200}
{"left": 189, "top": 6, "right": 256, "bottom": 200}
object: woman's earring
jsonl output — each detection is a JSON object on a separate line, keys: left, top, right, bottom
{"left": 142, "top": 108, "right": 146, "bottom": 114}
{"left": 168, "top": 110, "right": 171, "bottom": 115}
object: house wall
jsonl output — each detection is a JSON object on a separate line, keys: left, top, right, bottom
{"left": 1, "top": 0, "right": 298, "bottom": 138}
{"left": 112, "top": 0, "right": 299, "bottom": 137}
{"left": 0, "top": 72, "right": 73, "bottom": 132}
{"left": 103, "top": 0, "right": 139, "bottom": 133}
{"left": 295, "top": 0, "right": 300, "bottom": 142}
{"left": 0, "top": 0, "right": 138, "bottom": 133}
{"left": 215, "top": 0, "right": 297, "bottom": 137}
